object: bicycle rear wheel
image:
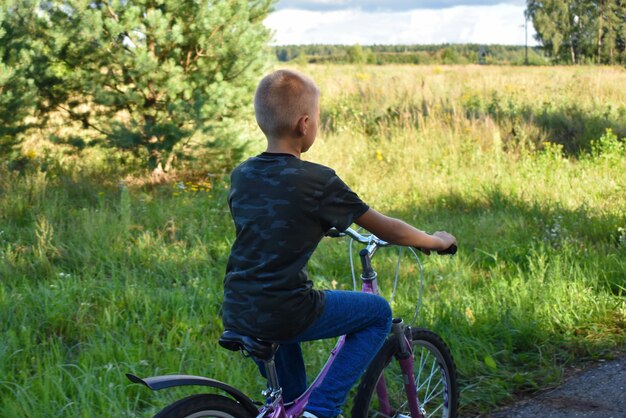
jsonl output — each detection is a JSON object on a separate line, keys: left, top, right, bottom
{"left": 352, "top": 328, "right": 458, "bottom": 418}
{"left": 154, "top": 393, "right": 255, "bottom": 418}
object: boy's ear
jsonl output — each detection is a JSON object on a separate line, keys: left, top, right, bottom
{"left": 296, "top": 115, "right": 309, "bottom": 136}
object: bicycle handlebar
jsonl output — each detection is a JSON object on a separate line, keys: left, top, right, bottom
{"left": 326, "top": 227, "right": 389, "bottom": 246}
{"left": 326, "top": 227, "right": 457, "bottom": 255}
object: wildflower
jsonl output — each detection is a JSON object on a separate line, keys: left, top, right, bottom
{"left": 465, "top": 307, "right": 476, "bottom": 325}
{"left": 199, "top": 181, "right": 212, "bottom": 191}
{"left": 375, "top": 150, "right": 383, "bottom": 161}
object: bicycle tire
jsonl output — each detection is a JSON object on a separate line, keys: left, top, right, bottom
{"left": 153, "top": 393, "right": 255, "bottom": 418}
{"left": 352, "top": 328, "right": 459, "bottom": 418}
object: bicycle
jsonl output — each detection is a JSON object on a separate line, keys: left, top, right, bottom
{"left": 127, "top": 227, "right": 459, "bottom": 417}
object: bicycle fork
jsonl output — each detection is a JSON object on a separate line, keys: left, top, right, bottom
{"left": 375, "top": 318, "right": 425, "bottom": 418}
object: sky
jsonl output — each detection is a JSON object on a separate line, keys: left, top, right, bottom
{"left": 265, "top": 0, "right": 538, "bottom": 46}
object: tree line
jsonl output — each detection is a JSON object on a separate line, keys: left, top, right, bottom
{"left": 274, "top": 44, "right": 549, "bottom": 66}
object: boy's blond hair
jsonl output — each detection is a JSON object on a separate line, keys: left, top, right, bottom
{"left": 254, "top": 69, "right": 320, "bottom": 139}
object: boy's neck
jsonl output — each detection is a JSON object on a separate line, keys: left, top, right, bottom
{"left": 265, "top": 138, "right": 302, "bottom": 159}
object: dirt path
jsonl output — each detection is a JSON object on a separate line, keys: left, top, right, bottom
{"left": 477, "top": 355, "right": 626, "bottom": 418}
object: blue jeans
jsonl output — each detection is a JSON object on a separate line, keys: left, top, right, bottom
{"left": 256, "top": 290, "right": 392, "bottom": 418}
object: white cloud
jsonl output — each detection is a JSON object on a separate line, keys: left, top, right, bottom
{"left": 265, "top": 4, "right": 537, "bottom": 45}
{"left": 277, "top": 0, "right": 527, "bottom": 12}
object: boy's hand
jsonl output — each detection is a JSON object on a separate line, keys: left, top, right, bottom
{"left": 433, "top": 231, "right": 456, "bottom": 251}
{"left": 415, "top": 232, "right": 456, "bottom": 255}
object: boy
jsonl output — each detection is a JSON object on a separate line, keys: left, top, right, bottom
{"left": 222, "top": 69, "right": 456, "bottom": 418}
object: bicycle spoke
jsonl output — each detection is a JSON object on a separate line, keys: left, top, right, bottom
{"left": 425, "top": 360, "right": 437, "bottom": 398}
{"left": 422, "top": 373, "right": 442, "bottom": 395}
{"left": 416, "top": 347, "right": 426, "bottom": 384}
{"left": 397, "top": 399, "right": 409, "bottom": 413}
{"left": 426, "top": 400, "right": 444, "bottom": 418}
{"left": 417, "top": 361, "right": 439, "bottom": 392}
{"left": 424, "top": 387, "right": 444, "bottom": 406}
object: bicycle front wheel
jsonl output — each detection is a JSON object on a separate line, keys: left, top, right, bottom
{"left": 353, "top": 328, "right": 459, "bottom": 418}
{"left": 154, "top": 394, "right": 255, "bottom": 418}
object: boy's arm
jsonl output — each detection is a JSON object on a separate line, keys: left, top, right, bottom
{"left": 355, "top": 208, "right": 456, "bottom": 252}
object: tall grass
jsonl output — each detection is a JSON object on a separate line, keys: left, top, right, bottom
{"left": 1, "top": 65, "right": 625, "bottom": 417}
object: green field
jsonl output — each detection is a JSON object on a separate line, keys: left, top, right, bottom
{"left": 1, "top": 64, "right": 625, "bottom": 417}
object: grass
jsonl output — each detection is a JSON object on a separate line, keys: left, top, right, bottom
{"left": 1, "top": 64, "right": 625, "bottom": 417}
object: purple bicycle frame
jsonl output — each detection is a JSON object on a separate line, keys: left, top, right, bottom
{"left": 261, "top": 278, "right": 424, "bottom": 418}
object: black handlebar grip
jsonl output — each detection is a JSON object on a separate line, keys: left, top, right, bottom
{"left": 437, "top": 244, "right": 457, "bottom": 255}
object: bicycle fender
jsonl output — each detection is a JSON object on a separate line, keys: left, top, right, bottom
{"left": 126, "top": 373, "right": 258, "bottom": 416}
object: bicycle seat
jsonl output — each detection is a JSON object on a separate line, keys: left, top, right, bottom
{"left": 218, "top": 330, "right": 279, "bottom": 361}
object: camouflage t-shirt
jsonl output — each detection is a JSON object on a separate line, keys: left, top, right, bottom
{"left": 222, "top": 152, "right": 369, "bottom": 341}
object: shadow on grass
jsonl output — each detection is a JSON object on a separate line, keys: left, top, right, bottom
{"left": 480, "top": 103, "right": 626, "bottom": 156}
{"left": 387, "top": 188, "right": 625, "bottom": 293}
{"left": 323, "top": 97, "right": 626, "bottom": 158}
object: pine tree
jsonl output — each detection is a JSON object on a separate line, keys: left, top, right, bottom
{"left": 0, "top": 4, "right": 38, "bottom": 157}
{"left": 1, "top": 0, "right": 275, "bottom": 172}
